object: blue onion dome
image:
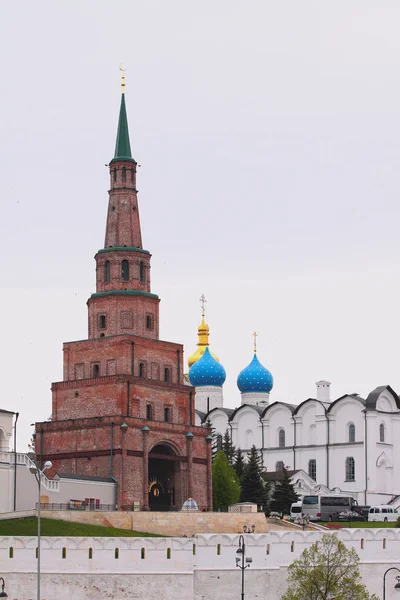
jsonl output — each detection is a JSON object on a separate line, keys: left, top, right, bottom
{"left": 188, "top": 347, "right": 226, "bottom": 387}
{"left": 237, "top": 353, "right": 274, "bottom": 393}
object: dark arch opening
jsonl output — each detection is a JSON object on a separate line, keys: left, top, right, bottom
{"left": 148, "top": 444, "right": 181, "bottom": 511}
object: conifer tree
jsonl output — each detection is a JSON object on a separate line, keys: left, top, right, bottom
{"left": 205, "top": 419, "right": 219, "bottom": 461}
{"left": 270, "top": 467, "right": 298, "bottom": 515}
{"left": 222, "top": 429, "right": 236, "bottom": 466}
{"left": 240, "top": 445, "right": 268, "bottom": 508}
{"left": 234, "top": 448, "right": 245, "bottom": 480}
{"left": 212, "top": 450, "right": 241, "bottom": 510}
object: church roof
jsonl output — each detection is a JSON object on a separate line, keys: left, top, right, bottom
{"left": 365, "top": 385, "right": 400, "bottom": 411}
{"left": 262, "top": 469, "right": 299, "bottom": 482}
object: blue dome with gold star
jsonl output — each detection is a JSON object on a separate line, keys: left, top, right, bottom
{"left": 189, "top": 347, "right": 226, "bottom": 387}
{"left": 237, "top": 354, "right": 273, "bottom": 393}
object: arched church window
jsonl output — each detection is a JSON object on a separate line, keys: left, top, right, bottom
{"left": 278, "top": 429, "right": 285, "bottom": 448}
{"left": 348, "top": 423, "right": 355, "bottom": 443}
{"left": 345, "top": 457, "right": 355, "bottom": 481}
{"left": 104, "top": 260, "right": 110, "bottom": 283}
{"left": 146, "top": 404, "right": 153, "bottom": 420}
{"left": 140, "top": 261, "right": 145, "bottom": 283}
{"left": 139, "top": 362, "right": 145, "bottom": 378}
{"left": 122, "top": 167, "right": 126, "bottom": 182}
{"left": 276, "top": 461, "right": 284, "bottom": 472}
{"left": 99, "top": 315, "right": 106, "bottom": 329}
{"left": 308, "top": 459, "right": 316, "bottom": 481}
{"left": 164, "top": 367, "right": 171, "bottom": 382}
{"left": 216, "top": 434, "right": 223, "bottom": 452}
{"left": 146, "top": 315, "right": 153, "bottom": 330}
{"left": 164, "top": 406, "right": 171, "bottom": 423}
{"left": 121, "top": 260, "right": 129, "bottom": 281}
{"left": 379, "top": 423, "right": 385, "bottom": 443}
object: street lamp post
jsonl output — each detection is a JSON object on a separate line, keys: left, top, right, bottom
{"left": 235, "top": 534, "right": 252, "bottom": 600}
{"left": 0, "top": 577, "right": 8, "bottom": 598}
{"left": 383, "top": 567, "right": 400, "bottom": 600}
{"left": 29, "top": 460, "right": 52, "bottom": 600}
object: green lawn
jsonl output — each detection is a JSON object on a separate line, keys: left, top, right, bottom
{"left": 0, "top": 517, "right": 161, "bottom": 537}
{"left": 326, "top": 521, "right": 397, "bottom": 529}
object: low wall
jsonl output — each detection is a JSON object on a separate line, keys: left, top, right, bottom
{"left": 41, "top": 510, "right": 270, "bottom": 535}
{"left": 0, "top": 530, "right": 399, "bottom": 599}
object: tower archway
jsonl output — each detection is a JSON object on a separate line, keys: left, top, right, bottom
{"left": 148, "top": 443, "right": 182, "bottom": 511}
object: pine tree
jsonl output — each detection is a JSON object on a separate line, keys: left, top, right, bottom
{"left": 222, "top": 429, "right": 236, "bottom": 466}
{"left": 270, "top": 468, "right": 299, "bottom": 515}
{"left": 234, "top": 448, "right": 245, "bottom": 480}
{"left": 212, "top": 450, "right": 241, "bottom": 510}
{"left": 205, "top": 419, "right": 219, "bottom": 461}
{"left": 240, "top": 445, "right": 267, "bottom": 508}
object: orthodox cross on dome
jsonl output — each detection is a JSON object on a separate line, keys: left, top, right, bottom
{"left": 119, "top": 62, "right": 126, "bottom": 94}
{"left": 253, "top": 331, "right": 258, "bottom": 354}
{"left": 200, "top": 294, "right": 207, "bottom": 317}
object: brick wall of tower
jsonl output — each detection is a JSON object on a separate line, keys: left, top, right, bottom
{"left": 87, "top": 295, "right": 160, "bottom": 339}
{"left": 62, "top": 334, "right": 183, "bottom": 382}
{"left": 38, "top": 416, "right": 209, "bottom": 509}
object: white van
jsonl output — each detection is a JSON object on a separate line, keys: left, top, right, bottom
{"left": 368, "top": 505, "right": 399, "bottom": 523}
{"left": 290, "top": 501, "right": 303, "bottom": 520}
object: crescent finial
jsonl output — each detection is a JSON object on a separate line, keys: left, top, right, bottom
{"left": 118, "top": 62, "right": 126, "bottom": 94}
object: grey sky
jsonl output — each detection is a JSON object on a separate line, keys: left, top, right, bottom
{"left": 1, "top": 1, "right": 400, "bottom": 449}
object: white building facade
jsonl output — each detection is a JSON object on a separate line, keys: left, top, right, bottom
{"left": 188, "top": 317, "right": 400, "bottom": 505}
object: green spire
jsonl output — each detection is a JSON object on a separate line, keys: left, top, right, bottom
{"left": 111, "top": 94, "right": 135, "bottom": 163}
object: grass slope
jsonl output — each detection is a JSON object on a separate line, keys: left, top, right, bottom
{"left": 0, "top": 517, "right": 161, "bottom": 537}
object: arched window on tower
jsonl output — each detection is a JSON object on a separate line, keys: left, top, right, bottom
{"left": 278, "top": 429, "right": 285, "bottom": 448}
{"left": 348, "top": 423, "right": 355, "bottom": 443}
{"left": 131, "top": 169, "right": 134, "bottom": 184}
{"left": 113, "top": 168, "right": 117, "bottom": 182}
{"left": 308, "top": 459, "right": 316, "bottom": 481}
{"left": 140, "top": 261, "right": 145, "bottom": 283}
{"left": 121, "top": 260, "right": 129, "bottom": 281}
{"left": 380, "top": 423, "right": 385, "bottom": 443}
{"left": 345, "top": 457, "right": 355, "bottom": 481}
{"left": 104, "top": 260, "right": 110, "bottom": 283}
{"left": 122, "top": 167, "right": 126, "bottom": 182}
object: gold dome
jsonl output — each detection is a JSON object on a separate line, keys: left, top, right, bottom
{"left": 188, "top": 315, "right": 220, "bottom": 369}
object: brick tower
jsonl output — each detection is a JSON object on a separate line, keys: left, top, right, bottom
{"left": 36, "top": 77, "right": 212, "bottom": 511}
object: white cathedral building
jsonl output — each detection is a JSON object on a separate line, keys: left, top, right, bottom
{"left": 188, "top": 310, "right": 400, "bottom": 507}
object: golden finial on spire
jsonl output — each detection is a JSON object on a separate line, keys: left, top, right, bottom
{"left": 200, "top": 294, "right": 207, "bottom": 318}
{"left": 253, "top": 331, "right": 258, "bottom": 354}
{"left": 119, "top": 62, "right": 126, "bottom": 94}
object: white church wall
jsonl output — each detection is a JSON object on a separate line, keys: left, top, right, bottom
{"left": 262, "top": 404, "right": 293, "bottom": 448}
{"left": 208, "top": 410, "right": 229, "bottom": 437}
{"left": 231, "top": 407, "right": 262, "bottom": 451}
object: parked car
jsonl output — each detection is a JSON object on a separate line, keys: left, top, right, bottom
{"left": 368, "top": 505, "right": 398, "bottom": 523}
{"left": 338, "top": 510, "right": 366, "bottom": 522}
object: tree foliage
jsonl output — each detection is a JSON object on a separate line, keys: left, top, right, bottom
{"left": 234, "top": 448, "right": 245, "bottom": 480}
{"left": 222, "top": 429, "right": 236, "bottom": 466}
{"left": 281, "top": 533, "right": 379, "bottom": 600}
{"left": 270, "top": 468, "right": 298, "bottom": 515}
{"left": 212, "top": 450, "right": 240, "bottom": 510}
{"left": 240, "top": 445, "right": 268, "bottom": 508}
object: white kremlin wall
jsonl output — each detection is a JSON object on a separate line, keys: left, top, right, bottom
{"left": 1, "top": 529, "right": 400, "bottom": 599}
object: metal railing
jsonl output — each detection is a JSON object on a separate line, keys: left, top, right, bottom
{"left": 38, "top": 502, "right": 116, "bottom": 511}
{"left": 0, "top": 452, "right": 59, "bottom": 492}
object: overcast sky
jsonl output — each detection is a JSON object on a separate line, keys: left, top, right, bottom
{"left": 2, "top": 1, "right": 400, "bottom": 450}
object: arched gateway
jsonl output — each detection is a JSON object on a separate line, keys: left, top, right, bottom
{"left": 148, "top": 443, "right": 182, "bottom": 511}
